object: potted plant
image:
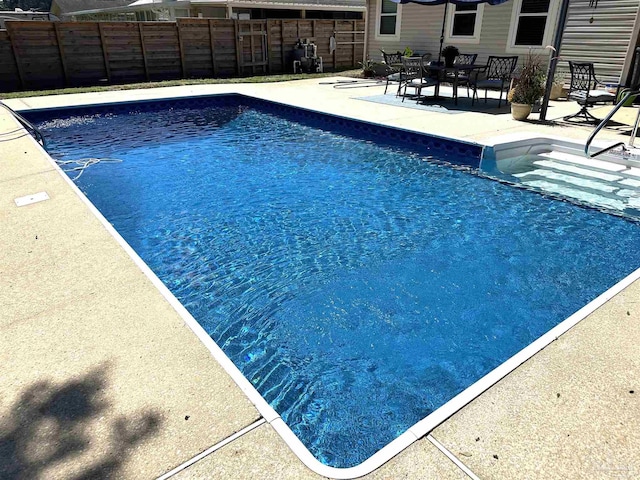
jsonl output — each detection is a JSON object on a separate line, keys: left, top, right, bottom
{"left": 549, "top": 71, "right": 565, "bottom": 100}
{"left": 507, "top": 52, "right": 546, "bottom": 120}
{"left": 441, "top": 45, "right": 459, "bottom": 68}
{"left": 359, "top": 58, "right": 376, "bottom": 78}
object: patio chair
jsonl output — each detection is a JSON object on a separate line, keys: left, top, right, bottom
{"left": 446, "top": 53, "right": 478, "bottom": 97}
{"left": 563, "top": 61, "right": 616, "bottom": 124}
{"left": 401, "top": 55, "right": 438, "bottom": 102}
{"left": 380, "top": 50, "right": 404, "bottom": 94}
{"left": 469, "top": 55, "right": 518, "bottom": 108}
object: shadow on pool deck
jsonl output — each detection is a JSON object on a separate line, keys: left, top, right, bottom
{"left": 0, "top": 364, "right": 161, "bottom": 480}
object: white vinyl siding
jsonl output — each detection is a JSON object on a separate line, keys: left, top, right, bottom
{"left": 366, "top": 0, "right": 638, "bottom": 86}
{"left": 367, "top": 0, "right": 520, "bottom": 66}
{"left": 558, "top": 0, "right": 640, "bottom": 85}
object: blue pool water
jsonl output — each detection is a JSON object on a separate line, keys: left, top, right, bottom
{"left": 36, "top": 99, "right": 640, "bottom": 468}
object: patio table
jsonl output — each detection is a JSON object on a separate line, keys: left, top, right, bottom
{"left": 421, "top": 64, "right": 485, "bottom": 105}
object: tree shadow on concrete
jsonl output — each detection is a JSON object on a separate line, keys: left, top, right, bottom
{"left": 0, "top": 364, "right": 161, "bottom": 480}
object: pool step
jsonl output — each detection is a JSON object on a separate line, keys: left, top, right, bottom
{"left": 502, "top": 149, "right": 640, "bottom": 216}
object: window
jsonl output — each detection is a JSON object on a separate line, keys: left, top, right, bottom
{"left": 375, "top": 0, "right": 402, "bottom": 40}
{"left": 507, "top": 0, "right": 557, "bottom": 53}
{"left": 174, "top": 8, "right": 191, "bottom": 18}
{"left": 445, "top": 3, "right": 484, "bottom": 44}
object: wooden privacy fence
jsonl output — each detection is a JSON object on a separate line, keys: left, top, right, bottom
{"left": 0, "top": 18, "right": 365, "bottom": 92}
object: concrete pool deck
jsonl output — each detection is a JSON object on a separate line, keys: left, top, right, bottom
{"left": 1, "top": 78, "right": 639, "bottom": 479}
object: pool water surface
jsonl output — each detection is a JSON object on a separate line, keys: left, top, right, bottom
{"left": 35, "top": 98, "right": 640, "bottom": 468}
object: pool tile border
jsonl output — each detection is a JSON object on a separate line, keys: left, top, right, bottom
{"left": 22, "top": 93, "right": 484, "bottom": 169}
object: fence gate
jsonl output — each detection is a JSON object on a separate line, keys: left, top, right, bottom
{"left": 235, "top": 20, "right": 268, "bottom": 75}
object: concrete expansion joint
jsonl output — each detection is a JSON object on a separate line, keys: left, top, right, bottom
{"left": 426, "top": 434, "right": 481, "bottom": 480}
{"left": 156, "top": 417, "right": 266, "bottom": 480}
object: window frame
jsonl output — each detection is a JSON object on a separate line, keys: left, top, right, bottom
{"left": 173, "top": 8, "right": 191, "bottom": 18}
{"left": 506, "top": 0, "right": 559, "bottom": 54}
{"left": 374, "top": 0, "right": 402, "bottom": 42}
{"left": 445, "top": 3, "right": 484, "bottom": 45}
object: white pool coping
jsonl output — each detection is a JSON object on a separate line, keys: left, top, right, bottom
{"left": 7, "top": 91, "right": 640, "bottom": 479}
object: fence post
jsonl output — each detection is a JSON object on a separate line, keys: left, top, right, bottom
{"left": 53, "top": 23, "right": 69, "bottom": 86}
{"left": 6, "top": 25, "right": 26, "bottom": 89}
{"left": 138, "top": 23, "right": 149, "bottom": 82}
{"left": 266, "top": 20, "right": 272, "bottom": 74}
{"left": 250, "top": 22, "right": 255, "bottom": 75}
{"left": 209, "top": 19, "right": 217, "bottom": 77}
{"left": 4, "top": 32, "right": 22, "bottom": 90}
{"left": 176, "top": 21, "right": 187, "bottom": 78}
{"left": 333, "top": 20, "right": 337, "bottom": 70}
{"left": 280, "top": 20, "right": 285, "bottom": 72}
{"left": 234, "top": 20, "right": 241, "bottom": 76}
{"left": 98, "top": 23, "right": 112, "bottom": 83}
{"left": 352, "top": 21, "right": 356, "bottom": 68}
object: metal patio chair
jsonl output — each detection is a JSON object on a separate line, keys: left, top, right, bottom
{"left": 564, "top": 61, "right": 616, "bottom": 124}
{"left": 469, "top": 55, "right": 518, "bottom": 108}
{"left": 401, "top": 54, "right": 438, "bottom": 102}
{"left": 380, "top": 50, "right": 404, "bottom": 94}
{"left": 447, "top": 53, "right": 478, "bottom": 97}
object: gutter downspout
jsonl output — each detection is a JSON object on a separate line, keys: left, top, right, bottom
{"left": 539, "top": 0, "right": 570, "bottom": 122}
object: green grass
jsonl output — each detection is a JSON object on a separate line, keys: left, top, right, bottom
{"left": 0, "top": 70, "right": 362, "bottom": 99}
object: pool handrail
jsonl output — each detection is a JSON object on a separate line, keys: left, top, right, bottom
{"left": 584, "top": 88, "right": 640, "bottom": 158}
{"left": 1, "top": 102, "right": 46, "bottom": 148}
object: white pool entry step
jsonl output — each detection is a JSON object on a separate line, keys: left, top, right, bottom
{"left": 481, "top": 136, "right": 640, "bottom": 218}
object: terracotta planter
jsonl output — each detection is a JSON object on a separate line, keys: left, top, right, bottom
{"left": 549, "top": 82, "right": 563, "bottom": 100}
{"left": 511, "top": 103, "right": 532, "bottom": 121}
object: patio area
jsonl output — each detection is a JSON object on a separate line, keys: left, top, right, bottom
{"left": 1, "top": 77, "right": 639, "bottom": 480}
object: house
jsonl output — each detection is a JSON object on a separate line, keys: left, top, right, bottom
{"left": 49, "top": 0, "right": 138, "bottom": 20}
{"left": 0, "top": 9, "right": 59, "bottom": 28}
{"left": 50, "top": 0, "right": 365, "bottom": 22}
{"left": 367, "top": 0, "right": 640, "bottom": 85}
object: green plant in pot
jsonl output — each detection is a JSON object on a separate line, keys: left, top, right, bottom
{"left": 507, "top": 52, "right": 546, "bottom": 120}
{"left": 359, "top": 58, "right": 376, "bottom": 78}
{"left": 441, "top": 45, "right": 459, "bottom": 68}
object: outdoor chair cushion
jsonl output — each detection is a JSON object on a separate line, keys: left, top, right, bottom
{"left": 570, "top": 89, "right": 616, "bottom": 104}
{"left": 408, "top": 77, "right": 438, "bottom": 88}
{"left": 474, "top": 79, "right": 506, "bottom": 89}
{"left": 402, "top": 75, "right": 439, "bottom": 102}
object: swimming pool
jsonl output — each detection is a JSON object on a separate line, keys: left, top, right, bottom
{"left": 30, "top": 95, "right": 640, "bottom": 472}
